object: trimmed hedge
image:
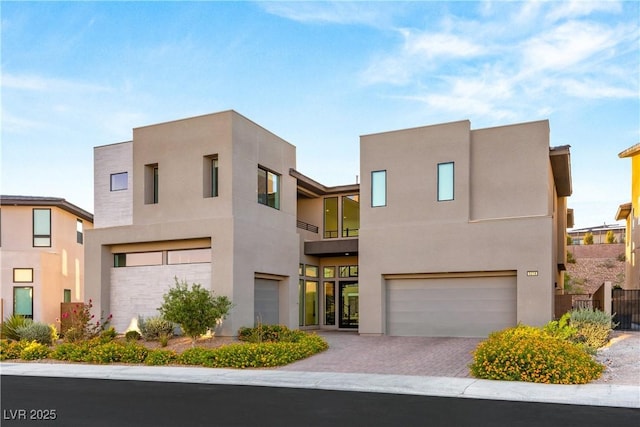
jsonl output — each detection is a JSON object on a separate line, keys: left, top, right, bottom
{"left": 470, "top": 325, "right": 603, "bottom": 384}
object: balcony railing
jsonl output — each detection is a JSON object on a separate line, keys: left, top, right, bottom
{"left": 297, "top": 220, "right": 319, "bottom": 233}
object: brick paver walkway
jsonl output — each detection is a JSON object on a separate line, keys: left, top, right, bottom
{"left": 278, "top": 331, "right": 481, "bottom": 377}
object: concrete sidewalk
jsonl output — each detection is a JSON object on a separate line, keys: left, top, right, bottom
{"left": 1, "top": 362, "right": 638, "bottom": 408}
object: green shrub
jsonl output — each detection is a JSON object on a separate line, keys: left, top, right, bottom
{"left": 15, "top": 322, "right": 55, "bottom": 345}
{"left": 605, "top": 230, "right": 616, "bottom": 244}
{"left": 119, "top": 343, "right": 149, "bottom": 363}
{"left": 237, "top": 324, "right": 304, "bottom": 343}
{"left": 86, "top": 342, "right": 123, "bottom": 364}
{"left": 179, "top": 347, "right": 217, "bottom": 365}
{"left": 138, "top": 316, "right": 174, "bottom": 342}
{"left": 470, "top": 325, "right": 603, "bottom": 384}
{"left": 145, "top": 349, "right": 178, "bottom": 365}
{"left": 100, "top": 327, "right": 117, "bottom": 342}
{"left": 543, "top": 313, "right": 577, "bottom": 341}
{"left": 125, "top": 330, "right": 141, "bottom": 342}
{"left": 158, "top": 278, "right": 232, "bottom": 346}
{"left": 20, "top": 341, "right": 51, "bottom": 361}
{"left": 1, "top": 315, "right": 32, "bottom": 341}
{"left": 0, "top": 339, "right": 30, "bottom": 360}
{"left": 50, "top": 342, "right": 92, "bottom": 362}
{"left": 570, "top": 309, "right": 615, "bottom": 352}
{"left": 566, "top": 250, "right": 576, "bottom": 264}
{"left": 583, "top": 232, "right": 594, "bottom": 245}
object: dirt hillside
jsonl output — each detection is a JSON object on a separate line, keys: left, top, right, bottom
{"left": 565, "top": 243, "right": 625, "bottom": 294}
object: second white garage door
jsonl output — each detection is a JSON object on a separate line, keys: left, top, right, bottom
{"left": 386, "top": 273, "right": 516, "bottom": 337}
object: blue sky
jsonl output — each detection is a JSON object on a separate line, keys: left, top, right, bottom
{"left": 2, "top": 1, "right": 638, "bottom": 229}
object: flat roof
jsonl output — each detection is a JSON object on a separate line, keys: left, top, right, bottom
{"left": 0, "top": 195, "right": 93, "bottom": 223}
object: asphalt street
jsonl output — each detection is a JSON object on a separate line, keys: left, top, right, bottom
{"left": 2, "top": 375, "right": 638, "bottom": 427}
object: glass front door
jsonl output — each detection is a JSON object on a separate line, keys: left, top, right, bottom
{"left": 339, "top": 282, "right": 358, "bottom": 328}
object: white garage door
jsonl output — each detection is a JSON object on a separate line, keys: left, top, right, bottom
{"left": 254, "top": 278, "right": 279, "bottom": 325}
{"left": 386, "top": 273, "right": 516, "bottom": 337}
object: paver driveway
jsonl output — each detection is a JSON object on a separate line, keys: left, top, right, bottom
{"left": 278, "top": 331, "right": 482, "bottom": 377}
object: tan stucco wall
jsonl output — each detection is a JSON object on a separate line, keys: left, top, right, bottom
{"left": 358, "top": 119, "right": 560, "bottom": 335}
{"left": 0, "top": 205, "right": 92, "bottom": 325}
{"left": 86, "top": 111, "right": 299, "bottom": 335}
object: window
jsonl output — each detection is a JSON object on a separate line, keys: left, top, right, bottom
{"left": 14, "top": 287, "right": 33, "bottom": 319}
{"left": 324, "top": 282, "right": 335, "bottom": 325}
{"left": 323, "top": 197, "right": 338, "bottom": 238}
{"left": 76, "top": 219, "right": 83, "bottom": 244}
{"left": 339, "top": 265, "right": 358, "bottom": 278}
{"left": 323, "top": 266, "right": 336, "bottom": 278}
{"left": 257, "top": 166, "right": 280, "bottom": 209}
{"left": 437, "top": 162, "right": 454, "bottom": 201}
{"left": 371, "top": 170, "right": 386, "bottom": 207}
{"left": 110, "top": 172, "right": 128, "bottom": 191}
{"left": 145, "top": 164, "right": 159, "bottom": 204}
{"left": 342, "top": 195, "right": 359, "bottom": 237}
{"left": 33, "top": 208, "right": 51, "bottom": 247}
{"left": 13, "top": 268, "right": 33, "bottom": 283}
{"left": 305, "top": 265, "right": 319, "bottom": 278}
{"left": 113, "top": 252, "right": 162, "bottom": 267}
{"left": 204, "top": 155, "right": 219, "bottom": 198}
{"left": 64, "top": 289, "right": 71, "bottom": 303}
{"left": 167, "top": 248, "right": 211, "bottom": 264}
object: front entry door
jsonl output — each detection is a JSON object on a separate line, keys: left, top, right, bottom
{"left": 339, "top": 282, "right": 358, "bottom": 328}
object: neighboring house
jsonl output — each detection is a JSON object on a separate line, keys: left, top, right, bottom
{"left": 86, "top": 111, "right": 572, "bottom": 337}
{"left": 0, "top": 196, "right": 93, "bottom": 324}
{"left": 616, "top": 143, "right": 640, "bottom": 290}
{"left": 567, "top": 224, "right": 625, "bottom": 245}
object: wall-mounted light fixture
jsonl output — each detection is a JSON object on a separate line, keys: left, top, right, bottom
{"left": 527, "top": 271, "right": 538, "bottom": 277}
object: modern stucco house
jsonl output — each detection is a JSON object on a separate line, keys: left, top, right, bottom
{"left": 616, "top": 143, "right": 640, "bottom": 289}
{"left": 0, "top": 196, "right": 93, "bottom": 324}
{"left": 85, "top": 110, "right": 572, "bottom": 337}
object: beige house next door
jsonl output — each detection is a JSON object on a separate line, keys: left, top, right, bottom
{"left": 385, "top": 272, "right": 517, "bottom": 337}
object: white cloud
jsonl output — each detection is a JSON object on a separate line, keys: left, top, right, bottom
{"left": 546, "top": 0, "right": 622, "bottom": 23}
{"left": 260, "top": 1, "right": 397, "bottom": 28}
{"left": 361, "top": 29, "right": 486, "bottom": 85}
{"left": 521, "top": 21, "right": 621, "bottom": 72}
{"left": 2, "top": 73, "right": 109, "bottom": 93}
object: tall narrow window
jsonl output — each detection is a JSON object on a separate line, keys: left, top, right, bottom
{"left": 14, "top": 287, "right": 33, "bottom": 319}
{"left": 371, "top": 170, "right": 386, "bottom": 207}
{"left": 33, "top": 208, "right": 51, "bottom": 247}
{"left": 204, "top": 155, "right": 219, "bottom": 198}
{"left": 437, "top": 162, "right": 454, "bottom": 201}
{"left": 257, "top": 166, "right": 280, "bottom": 209}
{"left": 110, "top": 172, "right": 128, "bottom": 191}
{"left": 145, "top": 164, "right": 159, "bottom": 204}
{"left": 342, "top": 195, "right": 360, "bottom": 237}
{"left": 324, "top": 197, "right": 338, "bottom": 238}
{"left": 63, "top": 289, "right": 72, "bottom": 303}
{"left": 76, "top": 219, "right": 83, "bottom": 244}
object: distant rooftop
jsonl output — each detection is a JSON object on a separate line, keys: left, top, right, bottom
{"left": 1, "top": 195, "right": 93, "bottom": 222}
{"left": 568, "top": 223, "right": 625, "bottom": 233}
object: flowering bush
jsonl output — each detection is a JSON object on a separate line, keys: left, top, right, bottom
{"left": 0, "top": 339, "right": 30, "bottom": 360}
{"left": 569, "top": 309, "right": 615, "bottom": 353}
{"left": 145, "top": 349, "right": 178, "bottom": 365}
{"left": 19, "top": 341, "right": 51, "bottom": 361}
{"left": 470, "top": 325, "right": 603, "bottom": 384}
{"left": 61, "top": 299, "right": 112, "bottom": 342}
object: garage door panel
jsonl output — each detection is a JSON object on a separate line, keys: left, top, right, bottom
{"left": 386, "top": 275, "right": 516, "bottom": 337}
{"left": 254, "top": 279, "right": 279, "bottom": 325}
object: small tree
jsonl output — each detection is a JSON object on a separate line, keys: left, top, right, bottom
{"left": 583, "top": 232, "right": 594, "bottom": 245}
{"left": 605, "top": 230, "right": 616, "bottom": 244}
{"left": 159, "top": 278, "right": 232, "bottom": 346}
